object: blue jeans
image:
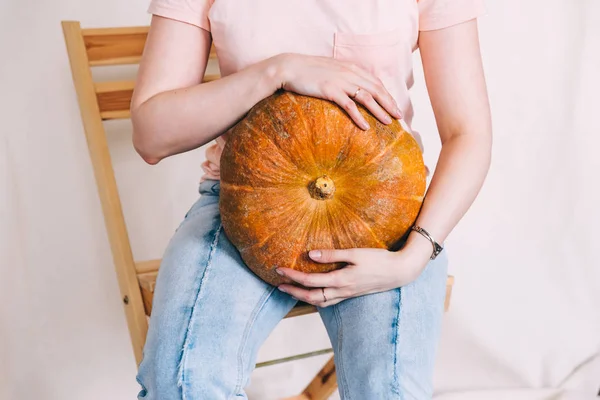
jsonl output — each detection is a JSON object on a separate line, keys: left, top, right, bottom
{"left": 136, "top": 180, "right": 449, "bottom": 400}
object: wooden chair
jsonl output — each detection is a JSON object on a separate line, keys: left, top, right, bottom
{"left": 61, "top": 20, "right": 455, "bottom": 400}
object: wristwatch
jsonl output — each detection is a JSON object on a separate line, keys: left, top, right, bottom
{"left": 411, "top": 225, "right": 444, "bottom": 260}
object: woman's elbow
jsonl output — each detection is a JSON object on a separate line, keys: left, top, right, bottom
{"left": 133, "top": 137, "right": 162, "bottom": 165}
{"left": 130, "top": 94, "right": 169, "bottom": 164}
{"left": 131, "top": 113, "right": 164, "bottom": 165}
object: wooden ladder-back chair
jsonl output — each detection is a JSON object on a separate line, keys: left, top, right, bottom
{"left": 61, "top": 20, "right": 455, "bottom": 400}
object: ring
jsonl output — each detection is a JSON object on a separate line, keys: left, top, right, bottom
{"left": 321, "top": 288, "right": 327, "bottom": 303}
{"left": 351, "top": 87, "right": 361, "bottom": 99}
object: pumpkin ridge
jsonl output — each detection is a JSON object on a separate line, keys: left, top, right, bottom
{"left": 324, "top": 203, "right": 343, "bottom": 250}
{"left": 240, "top": 199, "right": 316, "bottom": 254}
{"left": 304, "top": 201, "right": 335, "bottom": 253}
{"left": 240, "top": 119, "right": 299, "bottom": 170}
{"left": 324, "top": 200, "right": 378, "bottom": 249}
{"left": 292, "top": 94, "right": 330, "bottom": 172}
{"left": 333, "top": 198, "right": 388, "bottom": 248}
{"left": 282, "top": 93, "right": 318, "bottom": 166}
{"left": 309, "top": 99, "right": 340, "bottom": 172}
{"left": 283, "top": 91, "right": 310, "bottom": 136}
{"left": 359, "top": 127, "right": 407, "bottom": 169}
{"left": 287, "top": 93, "right": 352, "bottom": 174}
{"left": 251, "top": 229, "right": 278, "bottom": 251}
{"left": 330, "top": 128, "right": 416, "bottom": 182}
{"left": 235, "top": 219, "right": 288, "bottom": 253}
{"left": 263, "top": 105, "right": 322, "bottom": 175}
{"left": 220, "top": 182, "right": 255, "bottom": 192}
{"left": 329, "top": 105, "right": 356, "bottom": 173}
{"left": 221, "top": 181, "right": 310, "bottom": 192}
{"left": 222, "top": 190, "right": 309, "bottom": 252}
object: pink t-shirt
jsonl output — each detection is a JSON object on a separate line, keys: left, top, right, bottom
{"left": 148, "top": 0, "right": 485, "bottom": 181}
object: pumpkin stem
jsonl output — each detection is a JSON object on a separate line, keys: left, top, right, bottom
{"left": 308, "top": 175, "right": 336, "bottom": 200}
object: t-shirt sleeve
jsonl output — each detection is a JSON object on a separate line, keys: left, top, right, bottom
{"left": 148, "top": 0, "right": 213, "bottom": 31}
{"left": 418, "top": 0, "right": 486, "bottom": 31}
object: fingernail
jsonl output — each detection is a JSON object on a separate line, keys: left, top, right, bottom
{"left": 278, "top": 286, "right": 288, "bottom": 293}
{"left": 395, "top": 107, "right": 403, "bottom": 119}
{"left": 384, "top": 115, "right": 393, "bottom": 124}
{"left": 361, "top": 121, "right": 370, "bottom": 130}
{"left": 309, "top": 250, "right": 322, "bottom": 259}
{"left": 276, "top": 268, "right": 284, "bottom": 276}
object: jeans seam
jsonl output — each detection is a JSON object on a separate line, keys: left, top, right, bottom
{"left": 177, "top": 222, "right": 222, "bottom": 400}
{"left": 231, "top": 286, "right": 277, "bottom": 398}
{"left": 392, "top": 287, "right": 403, "bottom": 398}
{"left": 333, "top": 305, "right": 352, "bottom": 400}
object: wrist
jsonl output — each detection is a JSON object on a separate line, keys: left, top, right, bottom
{"left": 387, "top": 234, "right": 430, "bottom": 283}
{"left": 264, "top": 53, "right": 294, "bottom": 92}
{"left": 402, "top": 231, "right": 436, "bottom": 262}
{"left": 387, "top": 246, "right": 426, "bottom": 288}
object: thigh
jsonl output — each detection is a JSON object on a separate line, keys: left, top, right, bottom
{"left": 137, "top": 190, "right": 297, "bottom": 399}
{"left": 319, "top": 253, "right": 449, "bottom": 400}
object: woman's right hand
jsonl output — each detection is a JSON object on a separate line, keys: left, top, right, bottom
{"left": 271, "top": 53, "right": 402, "bottom": 130}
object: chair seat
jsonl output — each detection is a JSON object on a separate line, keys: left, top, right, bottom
{"left": 136, "top": 260, "right": 455, "bottom": 318}
{"left": 137, "top": 269, "right": 318, "bottom": 318}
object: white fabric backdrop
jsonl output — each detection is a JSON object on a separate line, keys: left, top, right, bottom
{"left": 1, "top": 0, "right": 598, "bottom": 399}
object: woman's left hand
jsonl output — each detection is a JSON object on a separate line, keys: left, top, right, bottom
{"left": 276, "top": 241, "right": 432, "bottom": 307}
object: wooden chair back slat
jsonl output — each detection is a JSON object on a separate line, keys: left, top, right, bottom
{"left": 94, "top": 75, "right": 220, "bottom": 121}
{"left": 61, "top": 20, "right": 149, "bottom": 363}
{"left": 82, "top": 26, "right": 148, "bottom": 66}
{"left": 96, "top": 81, "right": 134, "bottom": 116}
{"left": 81, "top": 25, "right": 217, "bottom": 67}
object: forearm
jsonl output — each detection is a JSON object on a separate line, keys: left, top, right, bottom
{"left": 131, "top": 57, "right": 281, "bottom": 164}
{"left": 405, "top": 132, "right": 492, "bottom": 254}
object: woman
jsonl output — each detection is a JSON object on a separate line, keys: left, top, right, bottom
{"left": 131, "top": 0, "right": 492, "bottom": 398}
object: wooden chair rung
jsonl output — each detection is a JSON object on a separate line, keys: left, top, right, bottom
{"left": 256, "top": 348, "right": 333, "bottom": 369}
{"left": 135, "top": 259, "right": 161, "bottom": 274}
{"left": 95, "top": 80, "right": 135, "bottom": 93}
{"left": 101, "top": 110, "right": 131, "bottom": 120}
{"left": 95, "top": 75, "right": 220, "bottom": 120}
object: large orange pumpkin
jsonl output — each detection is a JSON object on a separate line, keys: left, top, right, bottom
{"left": 219, "top": 91, "right": 426, "bottom": 286}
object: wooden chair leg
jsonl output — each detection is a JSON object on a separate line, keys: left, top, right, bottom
{"left": 282, "top": 356, "right": 337, "bottom": 400}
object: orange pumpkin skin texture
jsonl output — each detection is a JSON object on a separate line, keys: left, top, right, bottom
{"left": 219, "top": 91, "right": 426, "bottom": 286}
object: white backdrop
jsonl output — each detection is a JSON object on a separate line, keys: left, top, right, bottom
{"left": 1, "top": 0, "right": 599, "bottom": 399}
